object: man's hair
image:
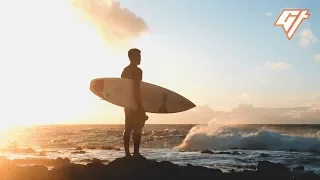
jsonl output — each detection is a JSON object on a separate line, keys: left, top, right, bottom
{"left": 128, "top": 48, "right": 141, "bottom": 61}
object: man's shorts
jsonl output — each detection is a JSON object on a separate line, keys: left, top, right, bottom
{"left": 124, "top": 109, "right": 145, "bottom": 131}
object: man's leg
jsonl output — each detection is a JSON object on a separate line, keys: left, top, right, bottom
{"left": 123, "top": 128, "right": 133, "bottom": 156}
{"left": 132, "top": 127, "right": 142, "bottom": 156}
{"left": 123, "top": 114, "right": 133, "bottom": 157}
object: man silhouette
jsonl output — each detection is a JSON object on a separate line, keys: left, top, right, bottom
{"left": 121, "top": 48, "right": 148, "bottom": 158}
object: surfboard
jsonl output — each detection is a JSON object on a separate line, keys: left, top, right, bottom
{"left": 90, "top": 78, "right": 196, "bottom": 113}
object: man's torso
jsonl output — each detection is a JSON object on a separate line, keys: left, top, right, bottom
{"left": 121, "top": 64, "right": 142, "bottom": 114}
{"left": 121, "top": 64, "right": 142, "bottom": 81}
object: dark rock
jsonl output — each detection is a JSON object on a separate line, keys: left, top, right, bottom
{"left": 54, "top": 157, "right": 71, "bottom": 168}
{"left": 201, "top": 150, "right": 214, "bottom": 154}
{"left": 260, "top": 153, "right": 271, "bottom": 157}
{"left": 0, "top": 156, "right": 319, "bottom": 180}
{"left": 293, "top": 171, "right": 319, "bottom": 180}
{"left": 19, "top": 147, "right": 36, "bottom": 153}
{"left": 100, "top": 146, "right": 120, "bottom": 151}
{"left": 92, "top": 158, "right": 109, "bottom": 164}
{"left": 242, "top": 169, "right": 256, "bottom": 173}
{"left": 75, "top": 146, "right": 83, "bottom": 150}
{"left": 182, "top": 162, "right": 223, "bottom": 179}
{"left": 257, "top": 161, "right": 292, "bottom": 179}
{"left": 71, "top": 151, "right": 86, "bottom": 154}
{"left": 37, "top": 152, "right": 46, "bottom": 156}
{"left": 289, "top": 148, "right": 298, "bottom": 152}
{"left": 10, "top": 158, "right": 56, "bottom": 166}
{"left": 86, "top": 146, "right": 97, "bottom": 150}
{"left": 14, "top": 165, "right": 49, "bottom": 180}
{"left": 216, "top": 151, "right": 241, "bottom": 155}
{"left": 201, "top": 150, "right": 242, "bottom": 155}
{"left": 293, "top": 166, "right": 304, "bottom": 172}
{"left": 309, "top": 149, "right": 320, "bottom": 155}
{"left": 246, "top": 165, "right": 256, "bottom": 170}
{"left": 236, "top": 164, "right": 256, "bottom": 170}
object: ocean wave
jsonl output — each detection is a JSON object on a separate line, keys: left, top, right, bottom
{"left": 176, "top": 123, "right": 320, "bottom": 152}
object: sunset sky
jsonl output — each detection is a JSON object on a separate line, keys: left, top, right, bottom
{"left": 0, "top": 0, "right": 319, "bottom": 126}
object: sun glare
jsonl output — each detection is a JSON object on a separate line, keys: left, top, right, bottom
{"left": 0, "top": 0, "right": 153, "bottom": 127}
{"left": 0, "top": 0, "right": 116, "bottom": 126}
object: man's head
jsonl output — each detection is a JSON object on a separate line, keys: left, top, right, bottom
{"left": 128, "top": 48, "right": 141, "bottom": 65}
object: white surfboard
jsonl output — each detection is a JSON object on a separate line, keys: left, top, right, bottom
{"left": 90, "top": 77, "right": 196, "bottom": 113}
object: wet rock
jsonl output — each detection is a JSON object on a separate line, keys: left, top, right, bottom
{"left": 257, "top": 160, "right": 292, "bottom": 179}
{"left": 16, "top": 165, "right": 49, "bottom": 179}
{"left": 54, "top": 157, "right": 71, "bottom": 168}
{"left": 200, "top": 150, "right": 214, "bottom": 154}
{"left": 236, "top": 164, "right": 256, "bottom": 170}
{"left": 0, "top": 157, "right": 319, "bottom": 180}
{"left": 19, "top": 147, "right": 36, "bottom": 153}
{"left": 309, "top": 149, "right": 320, "bottom": 155}
{"left": 100, "top": 146, "right": 121, "bottom": 151}
{"left": 293, "top": 165, "right": 304, "bottom": 172}
{"left": 37, "top": 152, "right": 47, "bottom": 156}
{"left": 92, "top": 158, "right": 109, "bottom": 164}
{"left": 260, "top": 153, "right": 272, "bottom": 157}
{"left": 75, "top": 146, "right": 83, "bottom": 150}
{"left": 71, "top": 151, "right": 86, "bottom": 154}
{"left": 289, "top": 148, "right": 298, "bottom": 152}
{"left": 246, "top": 165, "right": 256, "bottom": 170}
{"left": 10, "top": 158, "right": 56, "bottom": 166}
{"left": 216, "top": 151, "right": 241, "bottom": 155}
{"left": 293, "top": 171, "right": 318, "bottom": 180}
{"left": 86, "top": 146, "right": 97, "bottom": 150}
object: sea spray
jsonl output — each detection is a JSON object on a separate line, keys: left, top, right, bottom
{"left": 176, "top": 120, "right": 320, "bottom": 151}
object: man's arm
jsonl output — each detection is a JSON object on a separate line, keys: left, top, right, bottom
{"left": 132, "top": 69, "right": 143, "bottom": 109}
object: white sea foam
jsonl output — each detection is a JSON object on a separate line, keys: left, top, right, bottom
{"left": 177, "top": 121, "right": 320, "bottom": 151}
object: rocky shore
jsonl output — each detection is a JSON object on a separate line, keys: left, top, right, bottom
{"left": 0, "top": 156, "right": 319, "bottom": 180}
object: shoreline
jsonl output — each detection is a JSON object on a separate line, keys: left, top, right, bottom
{"left": 0, "top": 156, "right": 319, "bottom": 180}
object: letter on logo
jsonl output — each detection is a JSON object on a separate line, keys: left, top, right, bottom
{"left": 274, "top": 9, "right": 310, "bottom": 40}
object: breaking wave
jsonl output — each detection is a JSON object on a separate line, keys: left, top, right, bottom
{"left": 177, "top": 123, "right": 320, "bottom": 152}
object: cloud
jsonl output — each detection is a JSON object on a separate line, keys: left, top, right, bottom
{"left": 313, "top": 94, "right": 320, "bottom": 101}
{"left": 298, "top": 28, "right": 318, "bottom": 47}
{"left": 148, "top": 105, "right": 226, "bottom": 124}
{"left": 253, "top": 67, "right": 263, "bottom": 72}
{"left": 71, "top": 0, "right": 148, "bottom": 46}
{"left": 255, "top": 61, "right": 291, "bottom": 72}
{"left": 153, "top": 103, "right": 320, "bottom": 124}
{"left": 266, "top": 61, "right": 291, "bottom": 70}
{"left": 265, "top": 12, "right": 272, "bottom": 16}
{"left": 237, "top": 92, "right": 251, "bottom": 100}
{"left": 315, "top": 54, "right": 320, "bottom": 61}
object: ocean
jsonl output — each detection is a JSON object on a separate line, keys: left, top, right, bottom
{"left": 0, "top": 124, "right": 319, "bottom": 173}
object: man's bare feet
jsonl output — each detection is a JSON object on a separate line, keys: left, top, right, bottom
{"left": 125, "top": 153, "right": 132, "bottom": 158}
{"left": 133, "top": 153, "right": 146, "bottom": 159}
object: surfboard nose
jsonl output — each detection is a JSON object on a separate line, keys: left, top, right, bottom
{"left": 90, "top": 79, "right": 104, "bottom": 95}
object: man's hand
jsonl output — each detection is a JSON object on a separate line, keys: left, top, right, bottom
{"left": 137, "top": 103, "right": 148, "bottom": 121}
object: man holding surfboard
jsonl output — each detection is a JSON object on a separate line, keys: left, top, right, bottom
{"left": 121, "top": 48, "right": 148, "bottom": 158}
